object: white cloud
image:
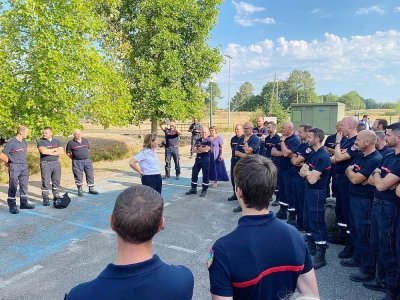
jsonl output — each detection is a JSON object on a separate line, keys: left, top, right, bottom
{"left": 356, "top": 6, "right": 385, "bottom": 15}
{"left": 232, "top": 1, "right": 265, "bottom": 15}
{"left": 395, "top": 6, "right": 400, "bottom": 13}
{"left": 311, "top": 8, "right": 321, "bottom": 14}
{"left": 232, "top": 1, "right": 275, "bottom": 27}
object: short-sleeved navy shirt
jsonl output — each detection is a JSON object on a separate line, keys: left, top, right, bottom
{"left": 292, "top": 142, "right": 313, "bottom": 172}
{"left": 378, "top": 146, "right": 394, "bottom": 158}
{"left": 163, "top": 128, "right": 179, "bottom": 147}
{"left": 231, "top": 135, "right": 243, "bottom": 158}
{"left": 194, "top": 137, "right": 211, "bottom": 159}
{"left": 264, "top": 134, "right": 280, "bottom": 159}
{"left": 65, "top": 255, "right": 194, "bottom": 300}
{"left": 208, "top": 213, "right": 313, "bottom": 300}
{"left": 274, "top": 134, "right": 301, "bottom": 170}
{"left": 235, "top": 134, "right": 260, "bottom": 155}
{"left": 305, "top": 146, "right": 331, "bottom": 189}
{"left": 375, "top": 152, "right": 400, "bottom": 201}
{"left": 253, "top": 126, "right": 268, "bottom": 137}
{"left": 37, "top": 138, "right": 62, "bottom": 162}
{"left": 324, "top": 134, "right": 337, "bottom": 151}
{"left": 335, "top": 136, "right": 357, "bottom": 174}
{"left": 66, "top": 138, "right": 90, "bottom": 160}
{"left": 2, "top": 137, "right": 27, "bottom": 164}
{"left": 349, "top": 150, "right": 382, "bottom": 197}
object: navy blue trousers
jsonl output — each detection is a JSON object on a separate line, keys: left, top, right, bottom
{"left": 293, "top": 172, "right": 306, "bottom": 227}
{"left": 230, "top": 158, "right": 239, "bottom": 193}
{"left": 40, "top": 161, "right": 61, "bottom": 198}
{"left": 141, "top": 174, "right": 162, "bottom": 194}
{"left": 165, "top": 147, "right": 180, "bottom": 176}
{"left": 191, "top": 157, "right": 210, "bottom": 190}
{"left": 72, "top": 159, "right": 94, "bottom": 186}
{"left": 370, "top": 198, "right": 399, "bottom": 292}
{"left": 279, "top": 168, "right": 295, "bottom": 210}
{"left": 335, "top": 174, "right": 351, "bottom": 232}
{"left": 349, "top": 194, "right": 374, "bottom": 274}
{"left": 304, "top": 188, "right": 328, "bottom": 243}
{"left": 7, "top": 163, "right": 29, "bottom": 208}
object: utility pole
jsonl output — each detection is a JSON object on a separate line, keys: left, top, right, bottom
{"left": 224, "top": 55, "right": 233, "bottom": 128}
{"left": 209, "top": 82, "right": 213, "bottom": 127}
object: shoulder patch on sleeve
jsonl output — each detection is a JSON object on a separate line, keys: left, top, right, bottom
{"left": 207, "top": 248, "right": 214, "bottom": 269}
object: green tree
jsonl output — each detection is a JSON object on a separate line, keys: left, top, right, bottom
{"left": 0, "top": 0, "right": 132, "bottom": 138}
{"left": 284, "top": 70, "right": 320, "bottom": 108}
{"left": 231, "top": 82, "right": 255, "bottom": 111}
{"left": 339, "top": 91, "right": 366, "bottom": 110}
{"left": 204, "top": 82, "right": 221, "bottom": 112}
{"left": 321, "top": 93, "right": 339, "bottom": 103}
{"left": 114, "top": 0, "right": 223, "bottom": 133}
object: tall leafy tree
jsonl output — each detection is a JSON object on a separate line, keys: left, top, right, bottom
{"left": 204, "top": 82, "right": 221, "bottom": 112}
{"left": 339, "top": 91, "right": 365, "bottom": 110}
{"left": 321, "top": 93, "right": 339, "bottom": 103}
{"left": 284, "top": 70, "right": 320, "bottom": 108}
{"left": 0, "top": 0, "right": 132, "bottom": 138}
{"left": 114, "top": 0, "right": 223, "bottom": 133}
{"left": 231, "top": 82, "right": 255, "bottom": 111}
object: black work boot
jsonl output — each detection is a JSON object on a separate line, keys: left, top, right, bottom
{"left": 306, "top": 236, "right": 316, "bottom": 256}
{"left": 233, "top": 206, "right": 242, "bottom": 213}
{"left": 43, "top": 197, "right": 50, "bottom": 206}
{"left": 20, "top": 202, "right": 35, "bottom": 209}
{"left": 77, "top": 185, "right": 84, "bottom": 197}
{"left": 185, "top": 188, "right": 197, "bottom": 195}
{"left": 228, "top": 194, "right": 237, "bottom": 201}
{"left": 286, "top": 212, "right": 298, "bottom": 227}
{"left": 89, "top": 186, "right": 99, "bottom": 195}
{"left": 276, "top": 205, "right": 288, "bottom": 220}
{"left": 175, "top": 174, "right": 180, "bottom": 180}
{"left": 363, "top": 279, "right": 387, "bottom": 293}
{"left": 313, "top": 244, "right": 328, "bottom": 269}
{"left": 9, "top": 206, "right": 19, "bottom": 214}
{"left": 338, "top": 243, "right": 354, "bottom": 259}
{"left": 199, "top": 189, "right": 207, "bottom": 197}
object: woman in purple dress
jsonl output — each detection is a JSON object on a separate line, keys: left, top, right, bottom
{"left": 209, "top": 126, "right": 229, "bottom": 187}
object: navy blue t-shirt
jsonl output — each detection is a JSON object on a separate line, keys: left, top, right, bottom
{"left": 274, "top": 134, "right": 301, "bottom": 170}
{"left": 163, "top": 128, "right": 179, "bottom": 147}
{"left": 66, "top": 138, "right": 90, "bottom": 160}
{"left": 292, "top": 142, "right": 313, "bottom": 172}
{"left": 2, "top": 137, "right": 27, "bottom": 164}
{"left": 375, "top": 152, "right": 400, "bottom": 201}
{"left": 305, "top": 146, "right": 331, "bottom": 189}
{"left": 324, "top": 134, "right": 337, "bottom": 151}
{"left": 37, "top": 138, "right": 62, "bottom": 162}
{"left": 231, "top": 135, "right": 243, "bottom": 158}
{"left": 65, "top": 255, "right": 194, "bottom": 300}
{"left": 194, "top": 137, "right": 211, "bottom": 159}
{"left": 208, "top": 213, "right": 313, "bottom": 300}
{"left": 235, "top": 134, "right": 260, "bottom": 155}
{"left": 335, "top": 136, "right": 357, "bottom": 174}
{"left": 378, "top": 146, "right": 394, "bottom": 158}
{"left": 348, "top": 150, "right": 382, "bottom": 197}
{"left": 264, "top": 133, "right": 280, "bottom": 159}
{"left": 253, "top": 126, "right": 268, "bottom": 137}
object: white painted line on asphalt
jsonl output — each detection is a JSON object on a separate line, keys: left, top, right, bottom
{"left": 0, "top": 265, "right": 43, "bottom": 289}
{"left": 154, "top": 242, "right": 197, "bottom": 254}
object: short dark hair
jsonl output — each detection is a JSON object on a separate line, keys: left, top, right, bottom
{"left": 233, "top": 155, "right": 277, "bottom": 210}
{"left": 43, "top": 127, "right": 53, "bottom": 131}
{"left": 357, "top": 122, "right": 367, "bottom": 132}
{"left": 309, "top": 128, "right": 325, "bottom": 141}
{"left": 387, "top": 122, "right": 400, "bottom": 134}
{"left": 112, "top": 186, "right": 163, "bottom": 244}
{"left": 266, "top": 121, "right": 276, "bottom": 128}
{"left": 376, "top": 119, "right": 388, "bottom": 130}
{"left": 299, "top": 124, "right": 312, "bottom": 132}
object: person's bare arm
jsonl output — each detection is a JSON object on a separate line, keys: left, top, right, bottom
{"left": 280, "top": 140, "right": 293, "bottom": 157}
{"left": 372, "top": 170, "right": 400, "bottom": 192}
{"left": 0, "top": 152, "right": 9, "bottom": 163}
{"left": 296, "top": 269, "right": 320, "bottom": 298}
{"left": 305, "top": 170, "right": 322, "bottom": 185}
{"left": 211, "top": 294, "right": 233, "bottom": 300}
{"left": 291, "top": 154, "right": 305, "bottom": 166}
{"left": 234, "top": 150, "right": 246, "bottom": 158}
{"left": 271, "top": 147, "right": 283, "bottom": 157}
{"left": 129, "top": 158, "right": 144, "bottom": 176}
{"left": 346, "top": 165, "right": 368, "bottom": 184}
{"left": 396, "top": 183, "right": 400, "bottom": 197}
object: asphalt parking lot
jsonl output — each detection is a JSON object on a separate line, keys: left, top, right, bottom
{"left": 0, "top": 158, "right": 382, "bottom": 300}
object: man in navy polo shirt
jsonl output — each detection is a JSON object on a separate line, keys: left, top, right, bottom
{"left": 290, "top": 124, "right": 313, "bottom": 229}
{"left": 331, "top": 117, "right": 358, "bottom": 258}
{"left": 228, "top": 124, "right": 244, "bottom": 201}
{"left": 208, "top": 155, "right": 319, "bottom": 300}
{"left": 232, "top": 121, "right": 260, "bottom": 213}
{"left": 324, "top": 121, "right": 341, "bottom": 199}
{"left": 367, "top": 122, "right": 400, "bottom": 300}
{"left": 160, "top": 120, "right": 181, "bottom": 180}
{"left": 0, "top": 126, "right": 35, "bottom": 214}
{"left": 65, "top": 185, "right": 194, "bottom": 300}
{"left": 300, "top": 128, "right": 331, "bottom": 269}
{"left": 342, "top": 130, "right": 382, "bottom": 282}
{"left": 37, "top": 127, "right": 64, "bottom": 206}
{"left": 186, "top": 127, "right": 211, "bottom": 197}
{"left": 271, "top": 121, "right": 300, "bottom": 221}
{"left": 253, "top": 116, "right": 267, "bottom": 155}
{"left": 375, "top": 131, "right": 394, "bottom": 157}
{"left": 264, "top": 121, "right": 281, "bottom": 206}
{"left": 66, "top": 129, "right": 99, "bottom": 197}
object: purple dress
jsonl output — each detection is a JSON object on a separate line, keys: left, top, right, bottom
{"left": 209, "top": 135, "right": 229, "bottom": 182}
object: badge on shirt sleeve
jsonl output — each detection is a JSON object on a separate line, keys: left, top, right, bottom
{"left": 351, "top": 145, "right": 358, "bottom": 151}
{"left": 306, "top": 148, "right": 312, "bottom": 154}
{"left": 207, "top": 249, "right": 214, "bottom": 269}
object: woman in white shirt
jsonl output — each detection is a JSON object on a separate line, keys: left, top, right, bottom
{"left": 129, "top": 133, "right": 162, "bottom": 194}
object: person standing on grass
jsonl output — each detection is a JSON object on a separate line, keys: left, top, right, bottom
{"left": 129, "top": 133, "right": 162, "bottom": 194}
{"left": 209, "top": 126, "right": 229, "bottom": 187}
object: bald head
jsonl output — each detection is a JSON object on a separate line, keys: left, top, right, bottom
{"left": 282, "top": 121, "right": 294, "bottom": 136}
{"left": 73, "top": 129, "right": 82, "bottom": 141}
{"left": 355, "top": 130, "right": 376, "bottom": 152}
{"left": 341, "top": 117, "right": 358, "bottom": 136}
{"left": 243, "top": 121, "right": 254, "bottom": 137}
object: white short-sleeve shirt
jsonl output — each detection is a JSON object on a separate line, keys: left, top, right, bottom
{"left": 133, "top": 148, "right": 161, "bottom": 175}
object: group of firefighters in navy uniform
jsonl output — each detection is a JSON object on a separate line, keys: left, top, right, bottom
{"left": 0, "top": 126, "right": 98, "bottom": 214}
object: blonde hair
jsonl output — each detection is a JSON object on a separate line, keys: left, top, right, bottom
{"left": 143, "top": 133, "right": 157, "bottom": 149}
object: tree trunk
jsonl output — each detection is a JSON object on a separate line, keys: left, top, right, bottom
{"left": 151, "top": 117, "right": 158, "bottom": 134}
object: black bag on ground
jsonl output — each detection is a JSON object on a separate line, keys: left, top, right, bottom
{"left": 53, "top": 192, "right": 71, "bottom": 209}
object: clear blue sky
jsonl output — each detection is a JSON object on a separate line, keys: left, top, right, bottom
{"left": 210, "top": 0, "right": 400, "bottom": 108}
